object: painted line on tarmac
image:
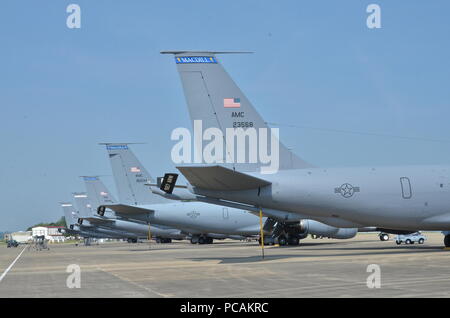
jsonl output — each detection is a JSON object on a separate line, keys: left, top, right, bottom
{"left": 0, "top": 246, "right": 27, "bottom": 283}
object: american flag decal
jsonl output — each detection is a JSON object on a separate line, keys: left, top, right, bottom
{"left": 224, "top": 98, "right": 241, "bottom": 108}
{"left": 130, "top": 167, "right": 141, "bottom": 173}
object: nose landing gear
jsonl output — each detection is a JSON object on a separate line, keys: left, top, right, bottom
{"left": 190, "top": 236, "right": 213, "bottom": 244}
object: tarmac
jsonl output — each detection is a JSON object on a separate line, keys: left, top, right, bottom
{"left": 1, "top": 232, "right": 450, "bottom": 298}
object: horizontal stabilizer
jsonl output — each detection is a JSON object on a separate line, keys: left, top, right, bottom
{"left": 176, "top": 165, "right": 271, "bottom": 191}
{"left": 145, "top": 183, "right": 188, "bottom": 189}
{"left": 80, "top": 217, "right": 114, "bottom": 225}
{"left": 101, "top": 204, "right": 153, "bottom": 215}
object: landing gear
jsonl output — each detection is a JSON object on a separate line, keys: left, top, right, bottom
{"left": 278, "top": 235, "right": 287, "bottom": 246}
{"left": 379, "top": 233, "right": 390, "bottom": 241}
{"left": 274, "top": 234, "right": 300, "bottom": 246}
{"left": 156, "top": 238, "right": 172, "bottom": 243}
{"left": 198, "top": 236, "right": 213, "bottom": 244}
{"left": 190, "top": 237, "right": 199, "bottom": 244}
{"left": 444, "top": 235, "right": 450, "bottom": 247}
{"left": 191, "top": 236, "right": 213, "bottom": 245}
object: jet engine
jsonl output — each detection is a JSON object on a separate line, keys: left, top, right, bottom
{"left": 376, "top": 228, "right": 415, "bottom": 235}
{"left": 300, "top": 220, "right": 357, "bottom": 239}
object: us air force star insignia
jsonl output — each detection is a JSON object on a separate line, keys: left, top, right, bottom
{"left": 334, "top": 183, "right": 360, "bottom": 198}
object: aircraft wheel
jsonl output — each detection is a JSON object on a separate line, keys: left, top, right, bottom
{"left": 418, "top": 238, "right": 424, "bottom": 244}
{"left": 190, "top": 237, "right": 198, "bottom": 244}
{"left": 396, "top": 240, "right": 401, "bottom": 245}
{"left": 444, "top": 235, "right": 450, "bottom": 247}
{"left": 380, "top": 234, "right": 389, "bottom": 241}
{"left": 405, "top": 239, "right": 412, "bottom": 245}
{"left": 198, "top": 237, "right": 206, "bottom": 245}
{"left": 278, "top": 235, "right": 287, "bottom": 246}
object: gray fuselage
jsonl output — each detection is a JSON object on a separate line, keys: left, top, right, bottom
{"left": 118, "top": 201, "right": 263, "bottom": 236}
{"left": 192, "top": 165, "right": 450, "bottom": 231}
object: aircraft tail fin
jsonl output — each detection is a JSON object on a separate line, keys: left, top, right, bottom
{"left": 102, "top": 143, "right": 168, "bottom": 205}
{"left": 162, "top": 51, "right": 313, "bottom": 172}
{"left": 72, "top": 192, "right": 93, "bottom": 218}
{"left": 82, "top": 176, "right": 117, "bottom": 210}
{"left": 60, "top": 202, "right": 78, "bottom": 227}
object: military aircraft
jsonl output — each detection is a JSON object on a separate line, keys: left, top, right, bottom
{"left": 160, "top": 51, "right": 450, "bottom": 247}
{"left": 95, "top": 144, "right": 266, "bottom": 244}
{"left": 59, "top": 202, "right": 134, "bottom": 242}
{"left": 88, "top": 175, "right": 252, "bottom": 244}
{"left": 94, "top": 143, "right": 358, "bottom": 245}
{"left": 74, "top": 190, "right": 185, "bottom": 243}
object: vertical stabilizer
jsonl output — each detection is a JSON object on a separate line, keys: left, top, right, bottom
{"left": 60, "top": 202, "right": 78, "bottom": 227}
{"left": 102, "top": 143, "right": 168, "bottom": 205}
{"left": 72, "top": 192, "right": 93, "bottom": 217}
{"left": 161, "top": 51, "right": 313, "bottom": 172}
{"left": 82, "top": 176, "right": 117, "bottom": 210}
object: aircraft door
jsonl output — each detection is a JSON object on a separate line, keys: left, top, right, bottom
{"left": 400, "top": 177, "right": 412, "bottom": 199}
{"left": 222, "top": 208, "right": 229, "bottom": 219}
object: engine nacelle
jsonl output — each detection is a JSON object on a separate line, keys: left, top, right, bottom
{"left": 300, "top": 220, "right": 357, "bottom": 239}
{"left": 377, "top": 228, "right": 415, "bottom": 235}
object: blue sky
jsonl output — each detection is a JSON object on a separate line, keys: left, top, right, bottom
{"left": 1, "top": 0, "right": 449, "bottom": 231}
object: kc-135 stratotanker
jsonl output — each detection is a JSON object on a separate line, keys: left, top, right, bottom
{"left": 157, "top": 51, "right": 450, "bottom": 247}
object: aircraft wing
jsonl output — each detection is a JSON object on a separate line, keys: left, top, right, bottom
{"left": 176, "top": 165, "right": 271, "bottom": 191}
{"left": 102, "top": 204, "right": 153, "bottom": 215}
